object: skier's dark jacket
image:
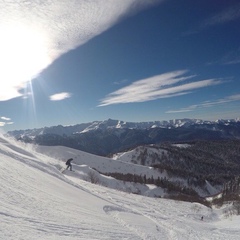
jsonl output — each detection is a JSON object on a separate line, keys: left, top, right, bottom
{"left": 66, "top": 158, "right": 73, "bottom": 165}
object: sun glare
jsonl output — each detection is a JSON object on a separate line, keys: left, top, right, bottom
{"left": 0, "top": 23, "right": 51, "bottom": 101}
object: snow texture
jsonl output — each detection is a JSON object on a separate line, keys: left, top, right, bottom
{"left": 0, "top": 135, "right": 239, "bottom": 239}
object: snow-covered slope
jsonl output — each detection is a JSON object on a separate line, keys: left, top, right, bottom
{"left": 34, "top": 145, "right": 167, "bottom": 179}
{"left": 34, "top": 145, "right": 168, "bottom": 197}
{"left": 33, "top": 144, "right": 219, "bottom": 198}
{"left": 1, "top": 135, "right": 240, "bottom": 240}
{"left": 112, "top": 145, "right": 221, "bottom": 197}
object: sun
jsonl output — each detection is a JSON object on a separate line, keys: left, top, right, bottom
{"left": 0, "top": 22, "right": 51, "bottom": 101}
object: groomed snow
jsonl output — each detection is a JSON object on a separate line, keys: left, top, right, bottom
{"left": 1, "top": 135, "right": 240, "bottom": 240}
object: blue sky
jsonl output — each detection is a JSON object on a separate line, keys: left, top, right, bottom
{"left": 0, "top": 0, "right": 240, "bottom": 131}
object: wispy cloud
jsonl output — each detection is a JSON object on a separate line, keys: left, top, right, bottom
{"left": 98, "top": 70, "right": 222, "bottom": 106}
{"left": 220, "top": 48, "right": 240, "bottom": 65}
{"left": 0, "top": 0, "right": 163, "bottom": 101}
{"left": 1, "top": 116, "right": 11, "bottom": 121}
{"left": 113, "top": 79, "right": 128, "bottom": 85}
{"left": 0, "top": 122, "right": 13, "bottom": 127}
{"left": 207, "top": 47, "right": 240, "bottom": 66}
{"left": 0, "top": 116, "right": 13, "bottom": 127}
{"left": 0, "top": 122, "right": 5, "bottom": 127}
{"left": 183, "top": 3, "right": 240, "bottom": 36}
{"left": 49, "top": 92, "right": 72, "bottom": 101}
{"left": 167, "top": 94, "right": 240, "bottom": 113}
{"left": 201, "top": 3, "right": 240, "bottom": 28}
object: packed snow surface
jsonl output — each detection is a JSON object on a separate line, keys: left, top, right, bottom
{"left": 0, "top": 135, "right": 240, "bottom": 240}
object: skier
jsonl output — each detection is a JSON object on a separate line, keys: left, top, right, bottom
{"left": 66, "top": 158, "right": 73, "bottom": 171}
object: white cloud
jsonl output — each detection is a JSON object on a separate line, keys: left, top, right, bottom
{"left": 0, "top": 0, "right": 163, "bottom": 101}
{"left": 0, "top": 116, "right": 14, "bottom": 127}
{"left": 49, "top": 92, "right": 71, "bottom": 101}
{"left": 166, "top": 109, "right": 192, "bottom": 113}
{"left": 1, "top": 116, "right": 11, "bottom": 121}
{"left": 167, "top": 94, "right": 240, "bottom": 113}
{"left": 98, "top": 70, "right": 222, "bottom": 106}
{"left": 0, "top": 122, "right": 6, "bottom": 127}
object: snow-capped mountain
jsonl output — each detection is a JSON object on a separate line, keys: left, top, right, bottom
{"left": 7, "top": 118, "right": 240, "bottom": 156}
{"left": 7, "top": 118, "right": 240, "bottom": 138}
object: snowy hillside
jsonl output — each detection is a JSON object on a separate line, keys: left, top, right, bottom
{"left": 34, "top": 144, "right": 221, "bottom": 198}
{"left": 34, "top": 145, "right": 168, "bottom": 197}
{"left": 1, "top": 135, "right": 240, "bottom": 240}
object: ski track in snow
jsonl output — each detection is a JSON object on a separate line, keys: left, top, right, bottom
{"left": 93, "top": 191, "right": 182, "bottom": 239}
{"left": 69, "top": 175, "right": 240, "bottom": 240}
{"left": 1, "top": 137, "right": 240, "bottom": 240}
{"left": 103, "top": 205, "right": 151, "bottom": 240}
{"left": 0, "top": 153, "right": 135, "bottom": 239}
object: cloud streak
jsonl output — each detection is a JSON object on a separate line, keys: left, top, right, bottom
{"left": 220, "top": 48, "right": 240, "bottom": 65}
{"left": 98, "top": 70, "right": 222, "bottom": 106}
{"left": 49, "top": 92, "right": 72, "bottom": 101}
{"left": 184, "top": 3, "right": 240, "bottom": 36}
{"left": 202, "top": 3, "right": 240, "bottom": 28}
{"left": 1, "top": 117, "right": 11, "bottom": 121}
{"left": 166, "top": 94, "right": 240, "bottom": 113}
{"left": 0, "top": 0, "right": 163, "bottom": 101}
{"left": 0, "top": 116, "right": 13, "bottom": 127}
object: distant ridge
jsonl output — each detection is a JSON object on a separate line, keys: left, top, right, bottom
{"left": 7, "top": 118, "right": 240, "bottom": 156}
{"left": 7, "top": 118, "right": 240, "bottom": 137}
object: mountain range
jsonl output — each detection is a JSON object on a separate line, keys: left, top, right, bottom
{"left": 7, "top": 118, "right": 240, "bottom": 156}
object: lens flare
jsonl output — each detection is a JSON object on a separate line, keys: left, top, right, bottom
{"left": 0, "top": 23, "right": 51, "bottom": 101}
